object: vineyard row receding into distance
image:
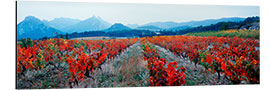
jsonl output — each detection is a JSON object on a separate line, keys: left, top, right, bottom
{"left": 16, "top": 29, "right": 260, "bottom": 88}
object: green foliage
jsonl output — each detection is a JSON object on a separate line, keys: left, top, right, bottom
{"left": 65, "top": 33, "right": 69, "bottom": 40}
{"left": 60, "top": 34, "right": 63, "bottom": 38}
{"left": 219, "top": 22, "right": 230, "bottom": 30}
{"left": 74, "top": 42, "right": 81, "bottom": 48}
{"left": 186, "top": 30, "right": 259, "bottom": 39}
{"left": 19, "top": 38, "right": 34, "bottom": 48}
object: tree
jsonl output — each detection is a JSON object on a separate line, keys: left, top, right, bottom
{"left": 219, "top": 22, "right": 230, "bottom": 30}
{"left": 66, "top": 33, "right": 69, "bottom": 39}
{"left": 42, "top": 36, "right": 48, "bottom": 40}
{"left": 20, "top": 38, "right": 33, "bottom": 48}
{"left": 60, "top": 34, "right": 63, "bottom": 38}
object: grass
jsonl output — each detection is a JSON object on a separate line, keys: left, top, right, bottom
{"left": 186, "top": 29, "right": 259, "bottom": 39}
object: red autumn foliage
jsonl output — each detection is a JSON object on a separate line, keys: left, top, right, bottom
{"left": 17, "top": 38, "right": 138, "bottom": 85}
{"left": 146, "top": 36, "right": 259, "bottom": 84}
{"left": 140, "top": 38, "right": 186, "bottom": 86}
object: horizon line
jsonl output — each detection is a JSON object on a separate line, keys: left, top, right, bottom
{"left": 17, "top": 15, "right": 260, "bottom": 25}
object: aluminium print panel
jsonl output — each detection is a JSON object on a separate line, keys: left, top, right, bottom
{"left": 16, "top": 1, "right": 260, "bottom": 89}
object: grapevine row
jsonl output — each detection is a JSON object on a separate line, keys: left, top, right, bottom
{"left": 17, "top": 38, "right": 138, "bottom": 87}
{"left": 147, "top": 36, "right": 259, "bottom": 84}
{"left": 140, "top": 38, "right": 186, "bottom": 86}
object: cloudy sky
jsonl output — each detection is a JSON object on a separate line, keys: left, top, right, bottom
{"left": 17, "top": 1, "right": 259, "bottom": 25}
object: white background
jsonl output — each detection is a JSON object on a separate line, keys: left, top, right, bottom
{"left": 0, "top": 0, "right": 269, "bottom": 90}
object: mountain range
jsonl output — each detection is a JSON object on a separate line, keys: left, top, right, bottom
{"left": 55, "top": 16, "right": 259, "bottom": 39}
{"left": 62, "top": 16, "right": 111, "bottom": 33}
{"left": 178, "top": 17, "right": 245, "bottom": 27}
{"left": 17, "top": 16, "right": 250, "bottom": 40}
{"left": 142, "top": 17, "right": 245, "bottom": 29}
{"left": 17, "top": 16, "right": 63, "bottom": 40}
{"left": 42, "top": 17, "right": 81, "bottom": 30}
{"left": 126, "top": 24, "right": 139, "bottom": 29}
{"left": 135, "top": 25, "right": 162, "bottom": 31}
{"left": 104, "top": 23, "right": 132, "bottom": 32}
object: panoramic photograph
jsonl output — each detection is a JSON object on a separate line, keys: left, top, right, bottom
{"left": 16, "top": 1, "right": 260, "bottom": 89}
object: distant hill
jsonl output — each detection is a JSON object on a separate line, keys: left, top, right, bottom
{"left": 178, "top": 17, "right": 245, "bottom": 27}
{"left": 52, "top": 16, "right": 259, "bottom": 39}
{"left": 135, "top": 25, "right": 162, "bottom": 31}
{"left": 142, "top": 17, "right": 245, "bottom": 29}
{"left": 240, "top": 16, "right": 260, "bottom": 30}
{"left": 104, "top": 23, "right": 131, "bottom": 32}
{"left": 63, "top": 16, "right": 111, "bottom": 33}
{"left": 55, "top": 30, "right": 157, "bottom": 39}
{"left": 126, "top": 24, "right": 139, "bottom": 29}
{"left": 17, "top": 16, "right": 63, "bottom": 40}
{"left": 21, "top": 16, "right": 258, "bottom": 40}
{"left": 143, "top": 21, "right": 180, "bottom": 29}
{"left": 42, "top": 17, "right": 81, "bottom": 30}
{"left": 161, "top": 16, "right": 260, "bottom": 35}
{"left": 166, "top": 25, "right": 192, "bottom": 31}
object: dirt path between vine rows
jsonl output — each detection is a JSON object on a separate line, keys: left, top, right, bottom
{"left": 76, "top": 41, "right": 149, "bottom": 88}
{"left": 153, "top": 44, "right": 232, "bottom": 85}
{"left": 75, "top": 41, "right": 232, "bottom": 88}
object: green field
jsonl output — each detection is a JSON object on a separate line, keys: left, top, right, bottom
{"left": 186, "top": 29, "right": 259, "bottom": 39}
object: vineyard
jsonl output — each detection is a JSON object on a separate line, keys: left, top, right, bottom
{"left": 186, "top": 29, "right": 259, "bottom": 39}
{"left": 16, "top": 31, "right": 260, "bottom": 88}
{"left": 147, "top": 36, "right": 259, "bottom": 84}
